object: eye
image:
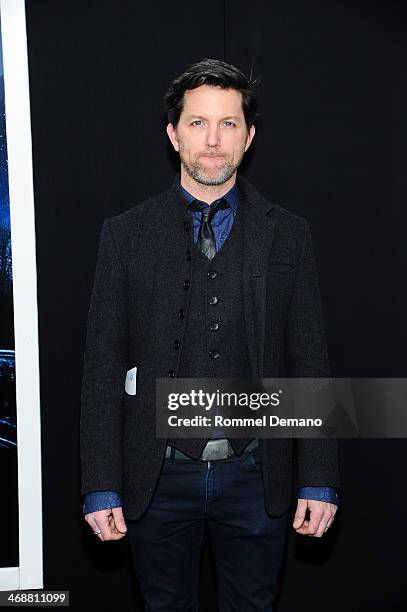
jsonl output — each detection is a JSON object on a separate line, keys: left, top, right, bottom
{"left": 191, "top": 120, "right": 203, "bottom": 126}
{"left": 224, "top": 121, "right": 236, "bottom": 127}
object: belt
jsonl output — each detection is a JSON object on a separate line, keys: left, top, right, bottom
{"left": 165, "top": 438, "right": 259, "bottom": 462}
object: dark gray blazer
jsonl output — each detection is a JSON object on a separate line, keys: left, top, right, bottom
{"left": 80, "top": 173, "right": 340, "bottom": 520}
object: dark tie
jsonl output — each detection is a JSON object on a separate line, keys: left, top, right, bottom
{"left": 187, "top": 198, "right": 229, "bottom": 260}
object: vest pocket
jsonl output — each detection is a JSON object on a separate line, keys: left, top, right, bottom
{"left": 268, "top": 261, "right": 296, "bottom": 274}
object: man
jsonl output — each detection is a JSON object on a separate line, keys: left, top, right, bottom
{"left": 80, "top": 58, "right": 340, "bottom": 610}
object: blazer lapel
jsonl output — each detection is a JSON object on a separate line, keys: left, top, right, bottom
{"left": 237, "top": 175, "right": 277, "bottom": 379}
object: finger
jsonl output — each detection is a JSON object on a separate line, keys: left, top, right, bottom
{"left": 294, "top": 519, "right": 309, "bottom": 534}
{"left": 93, "top": 519, "right": 106, "bottom": 541}
{"left": 85, "top": 515, "right": 104, "bottom": 541}
{"left": 325, "top": 512, "right": 336, "bottom": 531}
{"left": 315, "top": 515, "right": 331, "bottom": 537}
{"left": 106, "top": 514, "right": 127, "bottom": 540}
{"left": 314, "top": 503, "right": 337, "bottom": 537}
{"left": 293, "top": 499, "right": 308, "bottom": 529}
{"left": 112, "top": 507, "right": 127, "bottom": 534}
{"left": 303, "top": 509, "right": 324, "bottom": 536}
{"left": 108, "top": 514, "right": 117, "bottom": 533}
{"left": 94, "top": 511, "right": 113, "bottom": 541}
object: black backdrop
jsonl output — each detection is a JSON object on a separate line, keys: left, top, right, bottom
{"left": 24, "top": 1, "right": 407, "bottom": 610}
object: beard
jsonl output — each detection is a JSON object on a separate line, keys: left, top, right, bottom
{"left": 179, "top": 146, "right": 245, "bottom": 186}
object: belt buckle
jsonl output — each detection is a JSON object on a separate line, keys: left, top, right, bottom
{"left": 201, "top": 439, "right": 230, "bottom": 461}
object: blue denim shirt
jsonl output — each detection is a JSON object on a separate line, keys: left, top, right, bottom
{"left": 82, "top": 177, "right": 339, "bottom": 514}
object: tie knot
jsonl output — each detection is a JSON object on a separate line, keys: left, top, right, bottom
{"left": 188, "top": 198, "right": 229, "bottom": 222}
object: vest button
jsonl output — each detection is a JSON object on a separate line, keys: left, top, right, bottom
{"left": 210, "top": 349, "right": 220, "bottom": 359}
{"left": 207, "top": 269, "right": 218, "bottom": 279}
{"left": 174, "top": 340, "right": 180, "bottom": 350}
{"left": 184, "top": 222, "right": 190, "bottom": 232}
{"left": 168, "top": 369, "right": 175, "bottom": 377}
{"left": 209, "top": 296, "right": 218, "bottom": 305}
{"left": 178, "top": 308, "right": 185, "bottom": 319}
{"left": 183, "top": 279, "right": 190, "bottom": 289}
{"left": 210, "top": 322, "right": 219, "bottom": 331}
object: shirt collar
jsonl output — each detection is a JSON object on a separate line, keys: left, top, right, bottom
{"left": 179, "top": 176, "right": 239, "bottom": 214}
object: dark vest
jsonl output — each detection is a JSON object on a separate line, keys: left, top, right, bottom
{"left": 167, "top": 200, "right": 254, "bottom": 458}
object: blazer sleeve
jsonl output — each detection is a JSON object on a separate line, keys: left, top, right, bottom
{"left": 286, "top": 219, "right": 340, "bottom": 489}
{"left": 80, "top": 218, "right": 128, "bottom": 497}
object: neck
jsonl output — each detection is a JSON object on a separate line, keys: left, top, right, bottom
{"left": 180, "top": 167, "right": 236, "bottom": 204}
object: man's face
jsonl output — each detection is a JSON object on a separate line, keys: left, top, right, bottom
{"left": 166, "top": 85, "right": 255, "bottom": 186}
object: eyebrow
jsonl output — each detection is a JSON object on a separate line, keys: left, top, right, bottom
{"left": 187, "top": 114, "right": 241, "bottom": 121}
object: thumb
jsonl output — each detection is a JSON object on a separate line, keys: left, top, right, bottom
{"left": 112, "top": 507, "right": 127, "bottom": 533}
{"left": 293, "top": 498, "right": 307, "bottom": 528}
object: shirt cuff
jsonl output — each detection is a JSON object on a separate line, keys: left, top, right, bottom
{"left": 298, "top": 486, "right": 339, "bottom": 505}
{"left": 82, "top": 490, "right": 123, "bottom": 515}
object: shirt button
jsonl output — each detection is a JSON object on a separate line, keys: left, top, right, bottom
{"left": 183, "top": 279, "right": 190, "bottom": 289}
{"left": 178, "top": 308, "right": 185, "bottom": 319}
{"left": 209, "top": 296, "right": 218, "bottom": 305}
{"left": 168, "top": 369, "right": 175, "bottom": 377}
{"left": 207, "top": 270, "right": 218, "bottom": 279}
{"left": 210, "top": 322, "right": 219, "bottom": 331}
{"left": 184, "top": 222, "right": 189, "bottom": 232}
{"left": 210, "top": 349, "right": 220, "bottom": 359}
{"left": 174, "top": 340, "right": 180, "bottom": 350}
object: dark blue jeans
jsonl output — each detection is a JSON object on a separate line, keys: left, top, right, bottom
{"left": 126, "top": 447, "right": 289, "bottom": 612}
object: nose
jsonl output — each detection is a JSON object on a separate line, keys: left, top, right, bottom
{"left": 205, "top": 123, "right": 221, "bottom": 148}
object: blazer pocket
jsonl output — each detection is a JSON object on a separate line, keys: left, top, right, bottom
{"left": 125, "top": 366, "right": 137, "bottom": 395}
{"left": 269, "top": 261, "right": 296, "bottom": 274}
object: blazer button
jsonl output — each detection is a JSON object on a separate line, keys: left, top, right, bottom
{"left": 168, "top": 369, "right": 175, "bottom": 377}
{"left": 174, "top": 340, "right": 180, "bottom": 350}
{"left": 210, "top": 349, "right": 220, "bottom": 359}
{"left": 207, "top": 270, "right": 218, "bottom": 279}
{"left": 183, "top": 279, "right": 190, "bottom": 289}
{"left": 186, "top": 249, "right": 191, "bottom": 261}
{"left": 178, "top": 308, "right": 185, "bottom": 319}
{"left": 210, "top": 322, "right": 219, "bottom": 331}
{"left": 184, "top": 222, "right": 190, "bottom": 232}
{"left": 209, "top": 296, "right": 218, "bottom": 305}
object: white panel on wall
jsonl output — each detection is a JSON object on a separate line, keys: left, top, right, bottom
{"left": 0, "top": 0, "right": 43, "bottom": 591}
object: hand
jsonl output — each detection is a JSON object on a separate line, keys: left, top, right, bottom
{"left": 85, "top": 506, "right": 127, "bottom": 541}
{"left": 293, "top": 498, "right": 337, "bottom": 537}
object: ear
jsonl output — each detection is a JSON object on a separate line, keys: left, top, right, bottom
{"left": 244, "top": 125, "right": 256, "bottom": 152}
{"left": 166, "top": 123, "right": 180, "bottom": 152}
